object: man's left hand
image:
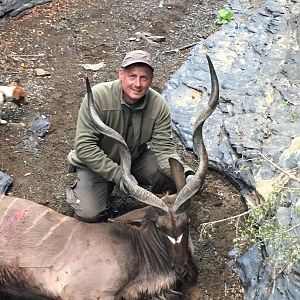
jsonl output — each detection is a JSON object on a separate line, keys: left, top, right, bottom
{"left": 119, "top": 175, "right": 138, "bottom": 195}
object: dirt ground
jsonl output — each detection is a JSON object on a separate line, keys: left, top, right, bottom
{"left": 0, "top": 0, "right": 246, "bottom": 299}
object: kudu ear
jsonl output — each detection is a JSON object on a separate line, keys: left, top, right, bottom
{"left": 169, "top": 157, "right": 186, "bottom": 193}
{"left": 109, "top": 206, "right": 158, "bottom": 225}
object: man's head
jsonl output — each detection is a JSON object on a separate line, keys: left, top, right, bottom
{"left": 119, "top": 50, "right": 154, "bottom": 106}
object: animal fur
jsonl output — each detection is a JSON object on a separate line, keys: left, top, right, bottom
{"left": 0, "top": 82, "right": 27, "bottom": 124}
{"left": 0, "top": 195, "right": 196, "bottom": 300}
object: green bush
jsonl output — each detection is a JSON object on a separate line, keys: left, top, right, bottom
{"left": 215, "top": 8, "right": 234, "bottom": 25}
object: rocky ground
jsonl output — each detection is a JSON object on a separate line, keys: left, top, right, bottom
{"left": 0, "top": 0, "right": 245, "bottom": 298}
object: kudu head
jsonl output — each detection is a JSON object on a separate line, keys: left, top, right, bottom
{"left": 86, "top": 55, "right": 219, "bottom": 279}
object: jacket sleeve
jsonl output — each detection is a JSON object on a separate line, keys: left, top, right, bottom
{"left": 74, "top": 89, "right": 122, "bottom": 185}
{"left": 149, "top": 99, "right": 194, "bottom": 177}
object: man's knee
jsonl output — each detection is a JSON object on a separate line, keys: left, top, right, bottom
{"left": 75, "top": 208, "right": 109, "bottom": 223}
{"left": 66, "top": 185, "right": 111, "bottom": 220}
{"left": 65, "top": 169, "right": 113, "bottom": 222}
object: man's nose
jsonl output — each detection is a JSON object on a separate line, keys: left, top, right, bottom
{"left": 134, "top": 77, "right": 142, "bottom": 86}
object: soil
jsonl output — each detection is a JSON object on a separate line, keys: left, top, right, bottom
{"left": 0, "top": 0, "right": 246, "bottom": 299}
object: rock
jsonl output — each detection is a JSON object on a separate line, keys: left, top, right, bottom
{"left": 162, "top": 0, "right": 300, "bottom": 298}
{"left": 34, "top": 68, "right": 51, "bottom": 77}
{"left": 0, "top": 171, "right": 13, "bottom": 194}
{"left": 28, "top": 113, "right": 50, "bottom": 138}
{"left": 0, "top": 0, "right": 52, "bottom": 19}
{"left": 81, "top": 62, "right": 106, "bottom": 71}
{"left": 8, "top": 122, "right": 26, "bottom": 129}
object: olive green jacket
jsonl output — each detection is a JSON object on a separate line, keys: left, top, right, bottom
{"left": 68, "top": 80, "right": 192, "bottom": 185}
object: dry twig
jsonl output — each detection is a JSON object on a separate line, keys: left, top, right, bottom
{"left": 199, "top": 207, "right": 258, "bottom": 228}
{"left": 164, "top": 42, "right": 200, "bottom": 54}
{"left": 257, "top": 150, "right": 300, "bottom": 183}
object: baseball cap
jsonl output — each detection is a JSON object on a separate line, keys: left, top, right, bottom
{"left": 121, "top": 50, "right": 154, "bottom": 71}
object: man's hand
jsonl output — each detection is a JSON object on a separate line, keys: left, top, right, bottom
{"left": 119, "top": 175, "right": 138, "bottom": 195}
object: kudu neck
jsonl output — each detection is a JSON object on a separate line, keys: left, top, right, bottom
{"left": 111, "top": 220, "right": 175, "bottom": 279}
{"left": 136, "top": 222, "right": 173, "bottom": 275}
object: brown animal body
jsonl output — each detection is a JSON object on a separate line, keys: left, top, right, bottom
{"left": 0, "top": 195, "right": 179, "bottom": 299}
{"left": 0, "top": 55, "right": 219, "bottom": 300}
{"left": 0, "top": 82, "right": 27, "bottom": 106}
{"left": 0, "top": 82, "right": 28, "bottom": 124}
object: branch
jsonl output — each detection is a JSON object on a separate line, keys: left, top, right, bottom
{"left": 257, "top": 150, "right": 300, "bottom": 183}
{"left": 286, "top": 222, "right": 300, "bottom": 233}
{"left": 164, "top": 42, "right": 200, "bottom": 54}
{"left": 10, "top": 54, "right": 45, "bottom": 57}
{"left": 199, "top": 205, "right": 260, "bottom": 228}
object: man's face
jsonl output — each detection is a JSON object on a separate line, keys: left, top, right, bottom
{"left": 119, "top": 64, "right": 153, "bottom": 105}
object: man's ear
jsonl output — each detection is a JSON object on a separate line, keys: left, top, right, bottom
{"left": 109, "top": 206, "right": 157, "bottom": 225}
{"left": 118, "top": 68, "right": 125, "bottom": 80}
